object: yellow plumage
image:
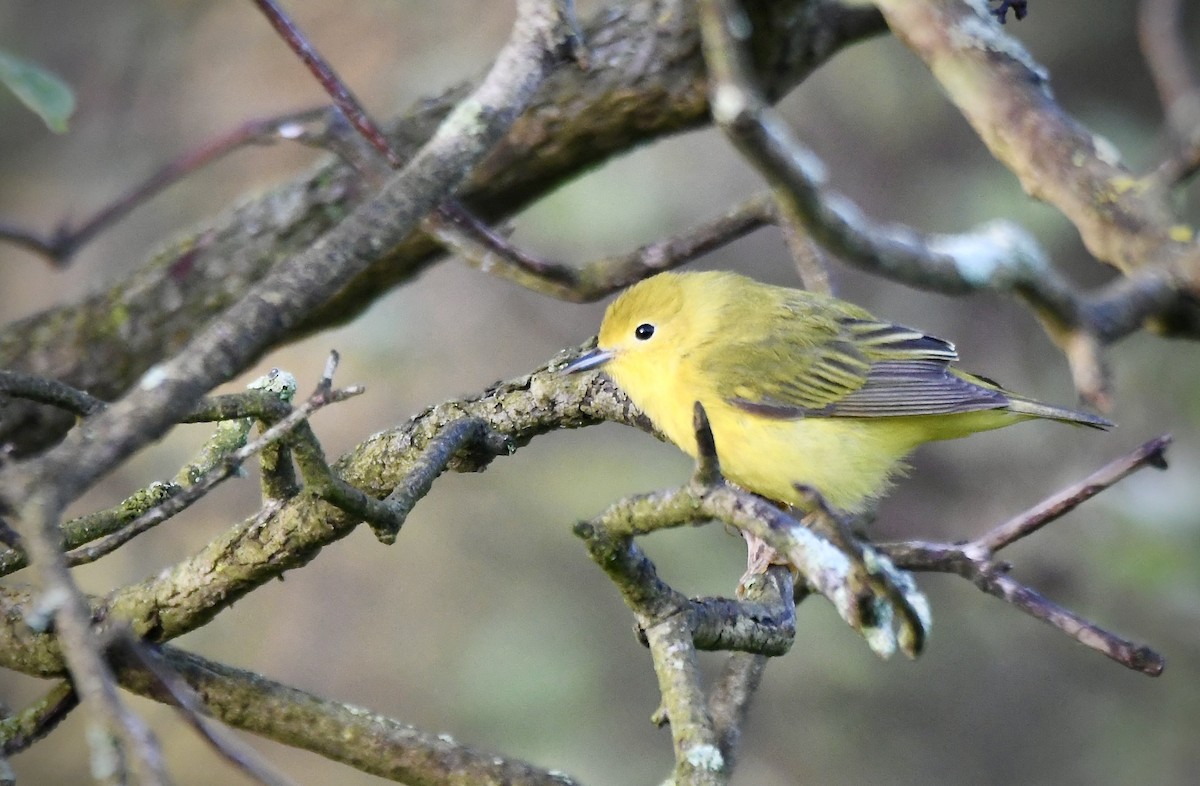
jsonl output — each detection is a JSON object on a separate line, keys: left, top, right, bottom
{"left": 566, "top": 271, "right": 1110, "bottom": 512}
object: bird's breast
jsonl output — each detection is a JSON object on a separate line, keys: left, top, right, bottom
{"left": 609, "top": 356, "right": 924, "bottom": 512}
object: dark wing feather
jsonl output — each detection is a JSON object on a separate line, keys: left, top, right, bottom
{"left": 800, "top": 360, "right": 1008, "bottom": 417}
{"left": 713, "top": 306, "right": 1008, "bottom": 419}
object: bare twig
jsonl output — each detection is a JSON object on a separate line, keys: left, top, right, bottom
{"left": 0, "top": 107, "right": 336, "bottom": 265}
{"left": 106, "top": 632, "right": 297, "bottom": 786}
{"left": 0, "top": 482, "right": 179, "bottom": 577}
{"left": 66, "top": 363, "right": 362, "bottom": 568}
{"left": 885, "top": 540, "right": 1165, "bottom": 676}
{"left": 253, "top": 0, "right": 610, "bottom": 306}
{"left": 12, "top": 493, "right": 170, "bottom": 785}
{"left": 305, "top": 416, "right": 511, "bottom": 544}
{"left": 434, "top": 193, "right": 776, "bottom": 302}
{"left": 975, "top": 567, "right": 1162, "bottom": 675}
{"left": 977, "top": 434, "right": 1171, "bottom": 553}
{"left": 880, "top": 435, "right": 1172, "bottom": 675}
{"left": 0, "top": 369, "right": 308, "bottom": 577}
{"left": 0, "top": 371, "right": 105, "bottom": 418}
{"left": 0, "top": 367, "right": 327, "bottom": 432}
{"left": 251, "top": 0, "right": 401, "bottom": 169}
{"left": 774, "top": 188, "right": 833, "bottom": 295}
{"left": 0, "top": 681, "right": 77, "bottom": 756}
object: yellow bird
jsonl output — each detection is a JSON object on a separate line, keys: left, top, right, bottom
{"left": 564, "top": 271, "right": 1111, "bottom": 513}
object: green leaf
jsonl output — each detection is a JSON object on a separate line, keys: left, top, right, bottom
{"left": 0, "top": 48, "right": 75, "bottom": 133}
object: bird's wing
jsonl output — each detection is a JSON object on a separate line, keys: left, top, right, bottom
{"left": 715, "top": 315, "right": 1008, "bottom": 419}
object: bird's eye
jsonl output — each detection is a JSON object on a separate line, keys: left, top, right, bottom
{"left": 634, "top": 323, "right": 655, "bottom": 340}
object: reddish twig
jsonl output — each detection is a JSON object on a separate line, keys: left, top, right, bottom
{"left": 432, "top": 192, "right": 777, "bottom": 302}
{"left": 251, "top": 0, "right": 401, "bottom": 168}
{"left": 252, "top": 0, "right": 604, "bottom": 300}
{"left": 0, "top": 107, "right": 333, "bottom": 265}
{"left": 976, "top": 434, "right": 1172, "bottom": 553}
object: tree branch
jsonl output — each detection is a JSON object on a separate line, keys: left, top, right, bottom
{"left": 880, "top": 435, "right": 1172, "bottom": 675}
{"left": 110, "top": 643, "right": 581, "bottom": 786}
{"left": 697, "top": 0, "right": 1190, "bottom": 408}
{"left": 0, "top": 6, "right": 577, "bottom": 779}
{"left": 0, "top": 0, "right": 887, "bottom": 457}
{"left": 875, "top": 0, "right": 1200, "bottom": 297}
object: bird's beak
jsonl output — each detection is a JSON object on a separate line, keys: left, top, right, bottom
{"left": 561, "top": 347, "right": 615, "bottom": 374}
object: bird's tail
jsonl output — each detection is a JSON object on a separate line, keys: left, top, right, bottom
{"left": 1006, "top": 397, "right": 1114, "bottom": 430}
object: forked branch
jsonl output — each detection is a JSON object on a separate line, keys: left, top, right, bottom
{"left": 881, "top": 435, "right": 1172, "bottom": 675}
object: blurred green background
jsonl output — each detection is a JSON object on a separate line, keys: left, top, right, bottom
{"left": 1, "top": 2, "right": 1198, "bottom": 784}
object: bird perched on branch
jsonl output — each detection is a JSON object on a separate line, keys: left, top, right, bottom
{"left": 564, "top": 270, "right": 1111, "bottom": 513}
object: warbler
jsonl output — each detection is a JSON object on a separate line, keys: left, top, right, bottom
{"left": 564, "top": 271, "right": 1110, "bottom": 513}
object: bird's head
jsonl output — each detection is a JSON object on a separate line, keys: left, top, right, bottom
{"left": 561, "top": 272, "right": 694, "bottom": 376}
{"left": 562, "top": 271, "right": 739, "bottom": 379}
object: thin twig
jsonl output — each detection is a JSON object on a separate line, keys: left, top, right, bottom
{"left": 252, "top": 0, "right": 613, "bottom": 306}
{"left": 879, "top": 435, "right": 1173, "bottom": 675}
{"left": 884, "top": 538, "right": 1165, "bottom": 676}
{"left": 295, "top": 414, "right": 512, "bottom": 544}
{"left": 0, "top": 371, "right": 105, "bottom": 418}
{"left": 972, "top": 567, "right": 1163, "bottom": 675}
{"left": 251, "top": 0, "right": 401, "bottom": 169}
{"left": 106, "top": 631, "right": 297, "bottom": 786}
{"left": 773, "top": 186, "right": 833, "bottom": 294}
{"left": 0, "top": 681, "right": 78, "bottom": 756}
{"left": 977, "top": 434, "right": 1172, "bottom": 553}
{"left": 0, "top": 107, "right": 334, "bottom": 265}
{"left": 0, "top": 482, "right": 179, "bottom": 577}
{"left": 66, "top": 371, "right": 362, "bottom": 568}
{"left": 435, "top": 192, "right": 777, "bottom": 302}
{"left": 0, "top": 371, "right": 307, "bottom": 577}
{"left": 0, "top": 368, "right": 322, "bottom": 427}
{"left": 12, "top": 492, "right": 171, "bottom": 785}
